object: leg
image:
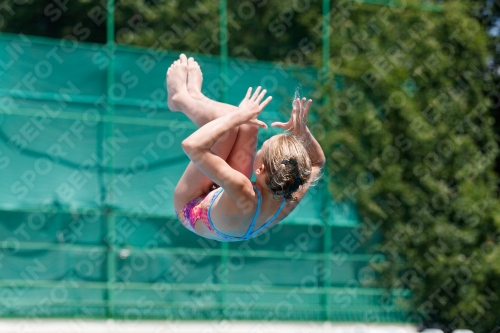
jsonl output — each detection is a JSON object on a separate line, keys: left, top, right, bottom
{"left": 170, "top": 56, "right": 259, "bottom": 211}
{"left": 169, "top": 55, "right": 240, "bottom": 211}
{"left": 173, "top": 128, "right": 239, "bottom": 212}
{"left": 185, "top": 57, "right": 259, "bottom": 179}
{"left": 186, "top": 57, "right": 239, "bottom": 117}
{"left": 226, "top": 124, "right": 259, "bottom": 179}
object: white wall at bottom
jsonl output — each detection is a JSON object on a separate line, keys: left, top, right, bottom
{"left": 0, "top": 320, "right": 417, "bottom": 333}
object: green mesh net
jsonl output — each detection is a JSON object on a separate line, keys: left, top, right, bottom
{"left": 0, "top": 33, "right": 409, "bottom": 322}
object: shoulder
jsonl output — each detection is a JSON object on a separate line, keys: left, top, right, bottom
{"left": 217, "top": 177, "right": 258, "bottom": 216}
{"left": 224, "top": 174, "right": 255, "bottom": 199}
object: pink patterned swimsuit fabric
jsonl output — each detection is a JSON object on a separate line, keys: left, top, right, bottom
{"left": 175, "top": 186, "right": 224, "bottom": 235}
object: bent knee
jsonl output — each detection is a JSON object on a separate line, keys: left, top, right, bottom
{"left": 236, "top": 124, "right": 258, "bottom": 150}
{"left": 238, "top": 123, "right": 258, "bottom": 134}
{"left": 221, "top": 126, "right": 239, "bottom": 140}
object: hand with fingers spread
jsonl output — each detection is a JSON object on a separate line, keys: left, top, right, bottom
{"left": 237, "top": 86, "right": 272, "bottom": 129}
{"left": 271, "top": 97, "right": 312, "bottom": 136}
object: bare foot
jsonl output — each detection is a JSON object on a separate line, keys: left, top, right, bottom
{"left": 187, "top": 57, "right": 206, "bottom": 101}
{"left": 166, "top": 54, "right": 189, "bottom": 111}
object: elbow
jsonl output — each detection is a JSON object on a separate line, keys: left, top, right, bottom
{"left": 182, "top": 140, "right": 206, "bottom": 161}
{"left": 181, "top": 140, "right": 196, "bottom": 154}
{"left": 314, "top": 160, "right": 326, "bottom": 168}
{"left": 313, "top": 153, "right": 326, "bottom": 168}
{"left": 319, "top": 151, "right": 326, "bottom": 166}
{"left": 318, "top": 155, "right": 326, "bottom": 167}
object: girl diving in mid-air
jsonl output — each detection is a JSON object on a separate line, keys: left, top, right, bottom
{"left": 167, "top": 54, "right": 325, "bottom": 242}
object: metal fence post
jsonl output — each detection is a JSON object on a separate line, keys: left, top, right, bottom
{"left": 105, "top": 0, "right": 116, "bottom": 318}
{"left": 219, "top": 0, "right": 229, "bottom": 317}
{"left": 321, "top": 0, "right": 331, "bottom": 321}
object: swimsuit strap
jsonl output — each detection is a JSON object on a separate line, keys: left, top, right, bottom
{"left": 247, "top": 188, "right": 286, "bottom": 238}
{"left": 240, "top": 186, "right": 261, "bottom": 239}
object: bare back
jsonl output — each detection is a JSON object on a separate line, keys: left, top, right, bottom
{"left": 195, "top": 166, "right": 322, "bottom": 241}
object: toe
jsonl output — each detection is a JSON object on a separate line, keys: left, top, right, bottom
{"left": 188, "top": 57, "right": 194, "bottom": 68}
{"left": 180, "top": 53, "right": 188, "bottom": 65}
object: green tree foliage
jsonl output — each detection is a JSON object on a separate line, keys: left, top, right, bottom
{"left": 0, "top": 0, "right": 320, "bottom": 62}
{"left": 0, "top": 0, "right": 106, "bottom": 43}
{"left": 113, "top": 0, "right": 320, "bottom": 62}
{"left": 309, "top": 1, "right": 500, "bottom": 331}
{"left": 471, "top": 0, "right": 500, "bottom": 181}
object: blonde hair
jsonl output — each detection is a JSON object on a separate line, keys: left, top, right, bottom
{"left": 263, "top": 133, "right": 312, "bottom": 202}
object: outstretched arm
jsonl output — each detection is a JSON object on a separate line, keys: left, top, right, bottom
{"left": 181, "top": 87, "right": 272, "bottom": 200}
{"left": 298, "top": 125, "right": 326, "bottom": 168}
{"left": 269, "top": 98, "right": 325, "bottom": 216}
{"left": 272, "top": 98, "right": 326, "bottom": 167}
